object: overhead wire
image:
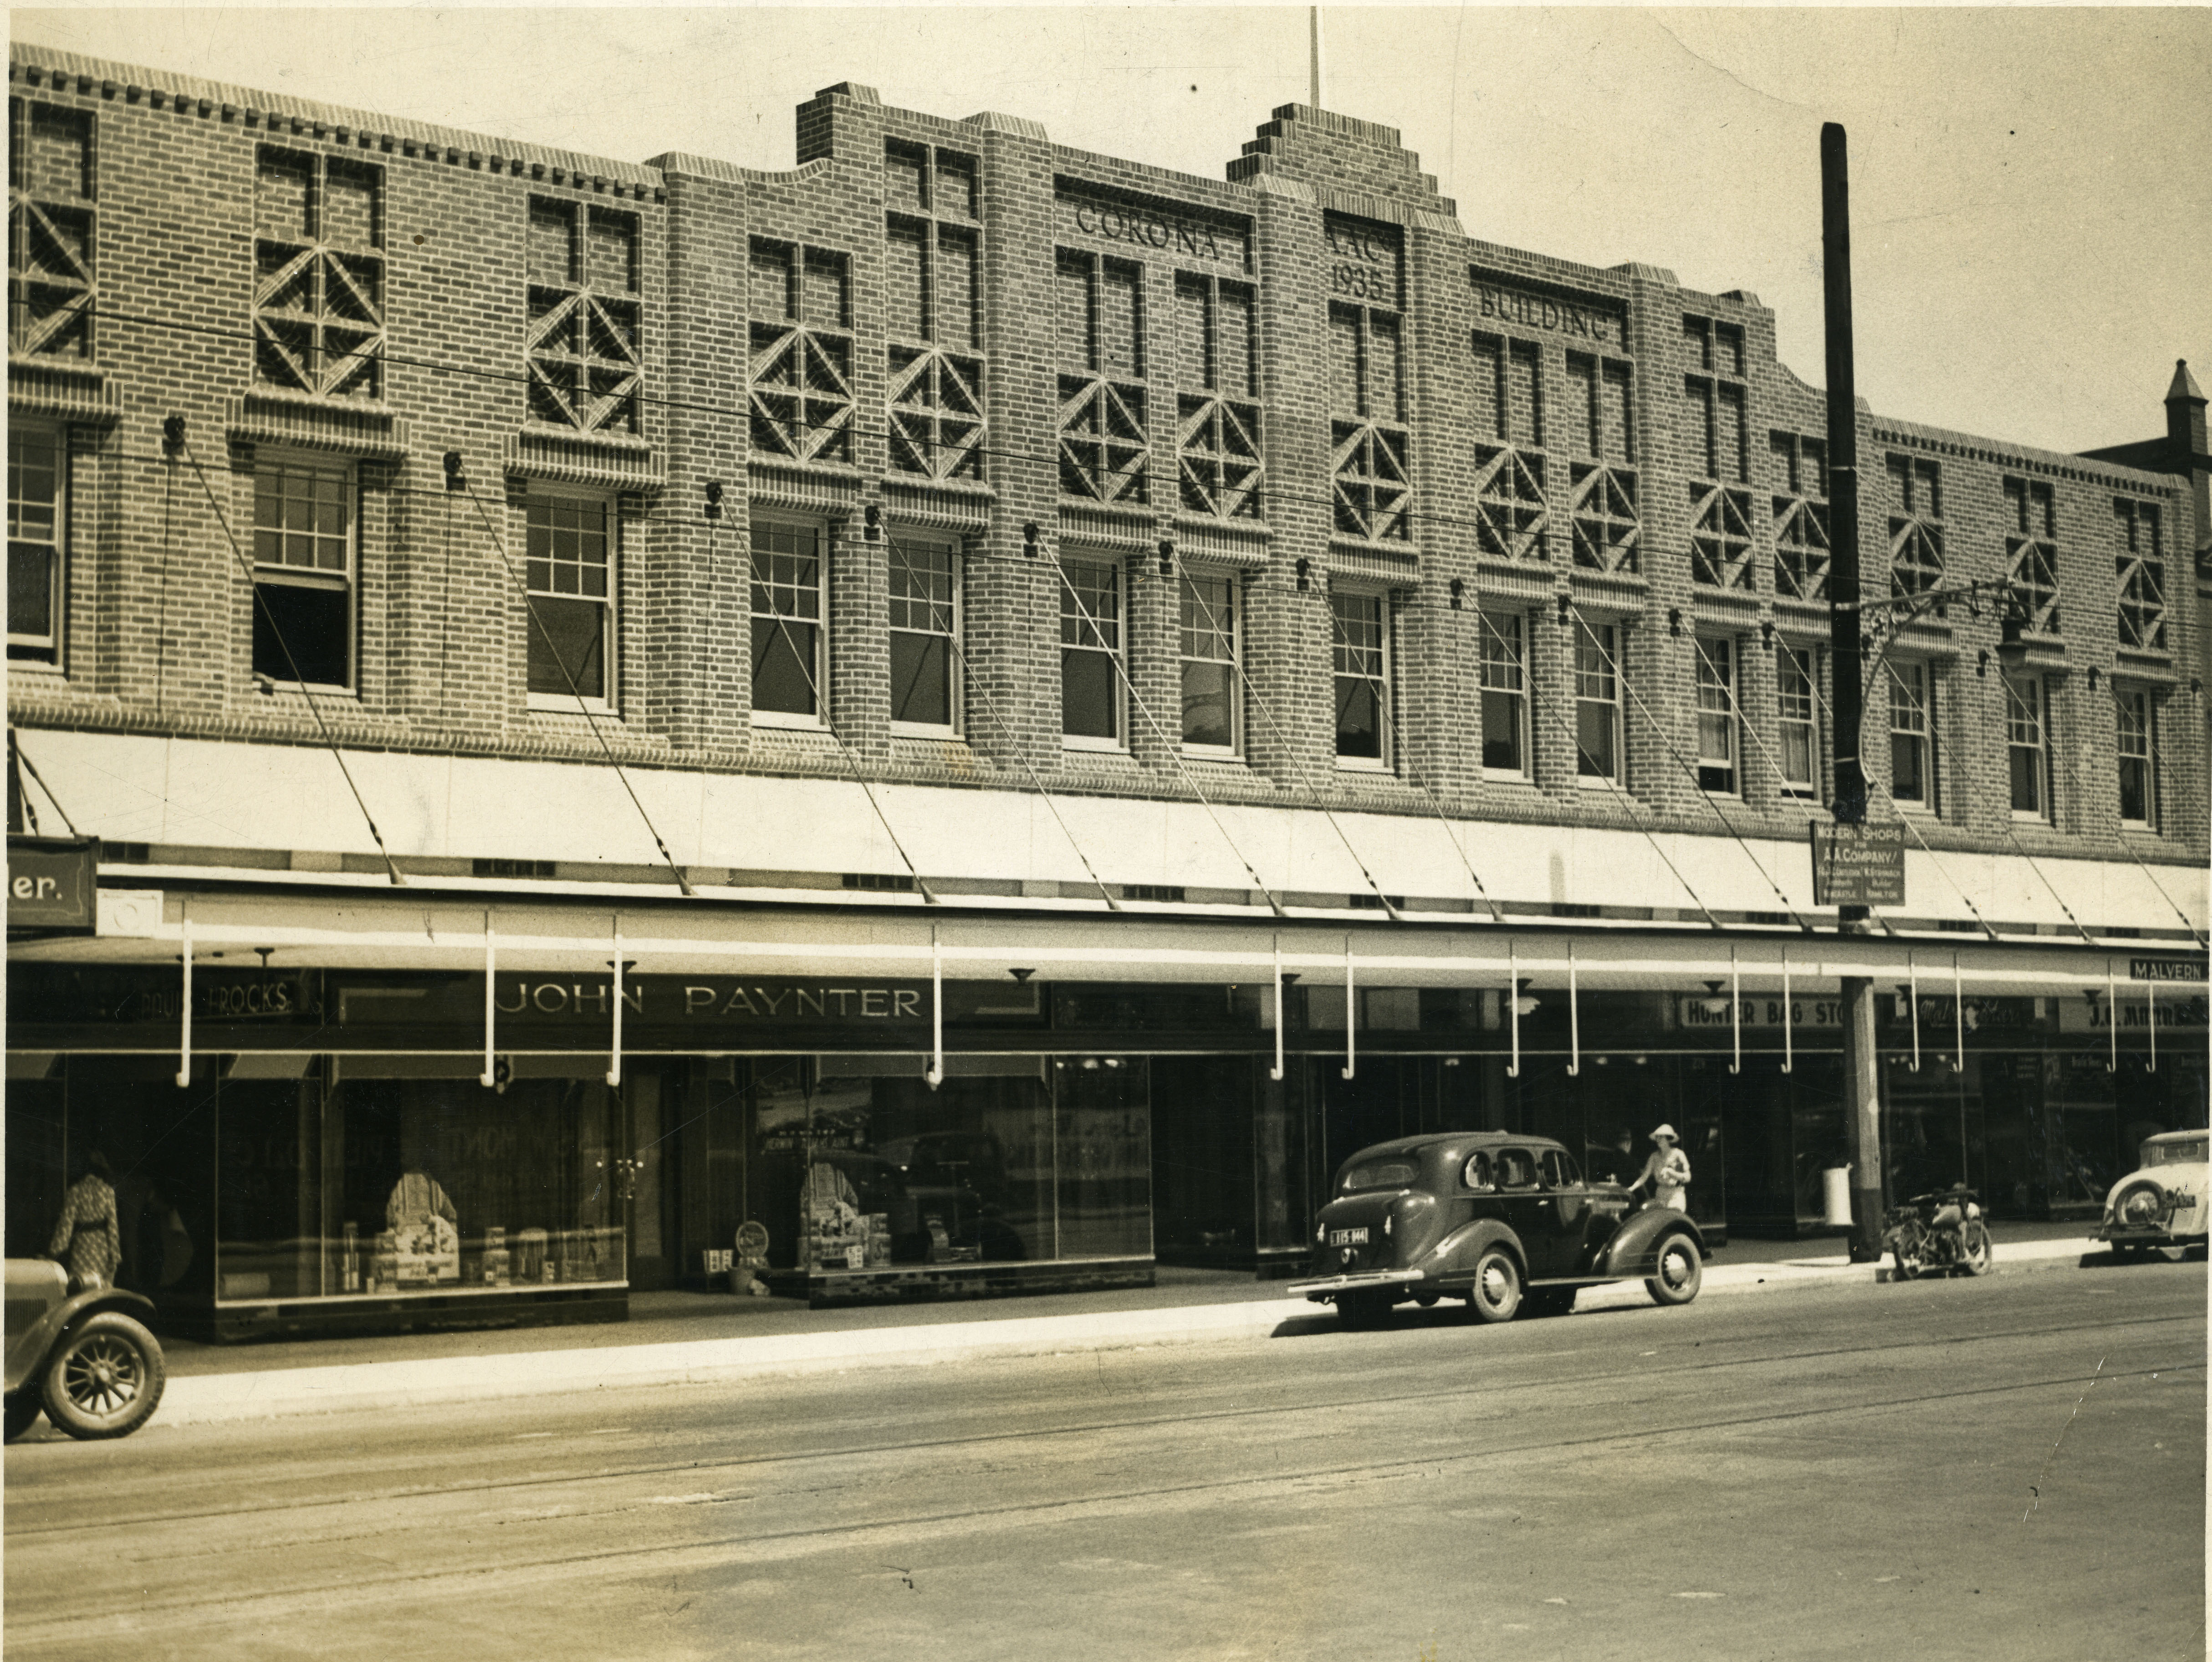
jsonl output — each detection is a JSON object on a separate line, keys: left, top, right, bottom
{"left": 8, "top": 730, "right": 79, "bottom": 836}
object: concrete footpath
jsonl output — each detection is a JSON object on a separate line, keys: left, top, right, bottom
{"left": 138, "top": 1226, "right": 2134, "bottom": 1429}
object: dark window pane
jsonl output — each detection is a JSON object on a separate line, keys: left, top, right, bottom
{"left": 527, "top": 595, "right": 607, "bottom": 699}
{"left": 1576, "top": 704, "right": 1616, "bottom": 780}
{"left": 890, "top": 631, "right": 951, "bottom": 728}
{"left": 253, "top": 580, "right": 349, "bottom": 687}
{"left": 1335, "top": 675, "right": 1381, "bottom": 759}
{"left": 8, "top": 543, "right": 55, "bottom": 641}
{"left": 1892, "top": 734, "right": 1924, "bottom": 803}
{"left": 2119, "top": 756, "right": 2149, "bottom": 825}
{"left": 1181, "top": 660, "right": 1234, "bottom": 749}
{"left": 1481, "top": 689, "right": 1522, "bottom": 772}
{"left": 752, "top": 617, "right": 817, "bottom": 716}
{"left": 1062, "top": 649, "right": 1118, "bottom": 739}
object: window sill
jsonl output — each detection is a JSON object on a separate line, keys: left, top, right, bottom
{"left": 528, "top": 693, "right": 616, "bottom": 718}
{"left": 1481, "top": 770, "right": 1536, "bottom": 787}
{"left": 1182, "top": 745, "right": 1244, "bottom": 764}
{"left": 890, "top": 723, "right": 963, "bottom": 742}
{"left": 252, "top": 680, "right": 358, "bottom": 701}
{"left": 1061, "top": 735, "right": 1129, "bottom": 755}
{"left": 1333, "top": 757, "right": 1393, "bottom": 775}
{"left": 752, "top": 710, "right": 825, "bottom": 732}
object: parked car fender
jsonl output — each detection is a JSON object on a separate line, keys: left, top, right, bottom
{"left": 1592, "top": 1208, "right": 1706, "bottom": 1280}
{"left": 1419, "top": 1216, "right": 1527, "bottom": 1291}
{"left": 4, "top": 1277, "right": 158, "bottom": 1397}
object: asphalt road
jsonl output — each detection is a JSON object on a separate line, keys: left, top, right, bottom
{"left": 6, "top": 1260, "right": 2203, "bottom": 1662}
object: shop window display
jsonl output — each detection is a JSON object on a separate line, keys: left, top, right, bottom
{"left": 213, "top": 1067, "right": 627, "bottom": 1302}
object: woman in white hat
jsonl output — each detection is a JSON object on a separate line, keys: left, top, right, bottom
{"left": 1625, "top": 1124, "right": 1691, "bottom": 1212}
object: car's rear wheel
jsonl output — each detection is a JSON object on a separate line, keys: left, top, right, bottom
{"left": 1337, "top": 1292, "right": 1393, "bottom": 1330}
{"left": 1466, "top": 1248, "right": 1522, "bottom": 1324}
{"left": 40, "top": 1312, "right": 165, "bottom": 1440}
{"left": 1523, "top": 1286, "right": 1576, "bottom": 1319}
{"left": 1959, "top": 1220, "right": 1993, "bottom": 1277}
{"left": 1645, "top": 1234, "right": 1702, "bottom": 1306}
{"left": 4, "top": 1393, "right": 42, "bottom": 1443}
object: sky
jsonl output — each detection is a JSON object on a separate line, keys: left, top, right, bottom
{"left": 12, "top": 4, "right": 2209, "bottom": 457}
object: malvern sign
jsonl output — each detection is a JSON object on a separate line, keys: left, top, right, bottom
{"left": 1809, "top": 821, "right": 1906, "bottom": 908}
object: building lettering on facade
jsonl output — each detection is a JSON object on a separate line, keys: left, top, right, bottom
{"left": 1324, "top": 212, "right": 1402, "bottom": 306}
{"left": 1056, "top": 193, "right": 1249, "bottom": 274}
{"left": 1470, "top": 275, "right": 1623, "bottom": 347}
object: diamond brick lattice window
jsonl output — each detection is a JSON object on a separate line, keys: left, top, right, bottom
{"left": 1886, "top": 454, "right": 1944, "bottom": 597}
{"left": 1057, "top": 251, "right": 1147, "bottom": 504}
{"left": 1471, "top": 335, "right": 1547, "bottom": 561}
{"left": 885, "top": 145, "right": 984, "bottom": 483}
{"left": 2114, "top": 498, "right": 2166, "bottom": 650}
{"left": 1329, "top": 302, "right": 1409, "bottom": 541}
{"left": 1684, "top": 318, "right": 1750, "bottom": 590}
{"left": 750, "top": 240, "right": 851, "bottom": 464}
{"left": 1567, "top": 353, "right": 1638, "bottom": 573}
{"left": 526, "top": 198, "right": 639, "bottom": 433}
{"left": 2003, "top": 476, "right": 2059, "bottom": 635}
{"left": 1175, "top": 275, "right": 1262, "bottom": 520}
{"left": 1770, "top": 432, "right": 1830, "bottom": 600}
{"left": 8, "top": 101, "right": 94, "bottom": 359}
{"left": 255, "top": 147, "right": 383, "bottom": 399}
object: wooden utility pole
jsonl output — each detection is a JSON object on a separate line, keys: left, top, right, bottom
{"left": 1822, "top": 122, "right": 1885, "bottom": 1264}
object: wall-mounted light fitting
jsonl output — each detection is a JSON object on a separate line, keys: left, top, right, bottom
{"left": 162, "top": 415, "right": 186, "bottom": 457}
{"left": 1158, "top": 539, "right": 1175, "bottom": 578}
{"left": 864, "top": 505, "right": 882, "bottom": 542}
{"left": 1008, "top": 967, "right": 1034, "bottom": 983}
{"left": 703, "top": 480, "right": 724, "bottom": 520}
{"left": 1023, "top": 522, "right": 1040, "bottom": 558}
{"left": 1295, "top": 557, "right": 1311, "bottom": 593}
{"left": 1556, "top": 592, "right": 1573, "bottom": 627}
{"left": 1667, "top": 607, "right": 1684, "bottom": 638}
{"left": 442, "top": 450, "right": 466, "bottom": 492}
{"left": 1977, "top": 648, "right": 1990, "bottom": 678}
{"left": 1448, "top": 577, "right": 1465, "bottom": 610}
{"left": 1760, "top": 619, "right": 1775, "bottom": 650}
{"left": 2086, "top": 666, "right": 2100, "bottom": 692}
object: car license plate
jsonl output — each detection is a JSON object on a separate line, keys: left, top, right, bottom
{"left": 1330, "top": 1227, "right": 1369, "bottom": 1246}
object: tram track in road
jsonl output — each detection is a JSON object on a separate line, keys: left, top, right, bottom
{"left": 5, "top": 1302, "right": 2200, "bottom": 1540}
{"left": 2, "top": 1343, "right": 2199, "bottom": 1648}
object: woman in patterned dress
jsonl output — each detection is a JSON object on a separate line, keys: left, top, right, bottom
{"left": 49, "top": 1148, "right": 122, "bottom": 1289}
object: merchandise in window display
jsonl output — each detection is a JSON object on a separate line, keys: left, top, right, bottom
{"left": 383, "top": 1171, "right": 461, "bottom": 1286}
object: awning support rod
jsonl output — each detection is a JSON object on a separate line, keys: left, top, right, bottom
{"left": 1507, "top": 940, "right": 1522, "bottom": 1080}
{"left": 2106, "top": 958, "right": 2118, "bottom": 1073}
{"left": 927, "top": 925, "right": 945, "bottom": 1090}
{"left": 607, "top": 919, "right": 625, "bottom": 1089}
{"left": 1270, "top": 933, "right": 1286, "bottom": 1084}
{"left": 1951, "top": 951, "right": 1964, "bottom": 1073}
{"left": 1729, "top": 945, "right": 1742, "bottom": 1076}
{"left": 480, "top": 913, "right": 496, "bottom": 1088}
{"left": 2147, "top": 978, "right": 2156, "bottom": 1074}
{"left": 1566, "top": 941, "right": 1581, "bottom": 1078}
{"left": 1781, "top": 946, "right": 1793, "bottom": 1075}
{"left": 1339, "top": 938, "right": 1356, "bottom": 1081}
{"left": 1908, "top": 951, "right": 1921, "bottom": 1072}
{"left": 175, "top": 910, "right": 193, "bottom": 1089}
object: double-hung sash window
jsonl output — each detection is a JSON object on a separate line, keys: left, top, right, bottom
{"left": 1694, "top": 638, "right": 1738, "bottom": 795}
{"left": 1478, "top": 610, "right": 1529, "bottom": 777}
{"left": 2115, "top": 689, "right": 2156, "bottom": 830}
{"left": 889, "top": 534, "right": 960, "bottom": 734}
{"left": 1574, "top": 621, "right": 1623, "bottom": 785}
{"left": 751, "top": 520, "right": 826, "bottom": 724}
{"left": 1331, "top": 590, "right": 1391, "bottom": 767}
{"left": 7, "top": 423, "right": 63, "bottom": 662}
{"left": 1888, "top": 663, "right": 1936, "bottom": 810}
{"left": 1060, "top": 557, "right": 1124, "bottom": 747}
{"left": 525, "top": 495, "right": 615, "bottom": 706}
{"left": 2004, "top": 674, "right": 2050, "bottom": 821}
{"left": 250, "top": 456, "right": 353, "bottom": 689}
{"left": 1178, "top": 572, "right": 1239, "bottom": 754}
{"left": 1776, "top": 645, "right": 1822, "bottom": 799}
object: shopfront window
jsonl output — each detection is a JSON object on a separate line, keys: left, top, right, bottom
{"left": 213, "top": 1063, "right": 627, "bottom": 1303}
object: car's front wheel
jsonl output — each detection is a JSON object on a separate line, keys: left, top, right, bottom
{"left": 1645, "top": 1234, "right": 1703, "bottom": 1306}
{"left": 1466, "top": 1248, "right": 1522, "bottom": 1324}
{"left": 40, "top": 1312, "right": 165, "bottom": 1440}
{"left": 4, "top": 1393, "right": 42, "bottom": 1443}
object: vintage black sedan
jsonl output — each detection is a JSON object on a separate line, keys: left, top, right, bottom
{"left": 1288, "top": 1132, "right": 1706, "bottom": 1326}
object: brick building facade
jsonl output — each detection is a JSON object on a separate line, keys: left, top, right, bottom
{"left": 8, "top": 50, "right": 2205, "bottom": 1333}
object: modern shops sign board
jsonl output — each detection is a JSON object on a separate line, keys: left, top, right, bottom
{"left": 5, "top": 835, "right": 97, "bottom": 934}
{"left": 1809, "top": 821, "right": 1906, "bottom": 907}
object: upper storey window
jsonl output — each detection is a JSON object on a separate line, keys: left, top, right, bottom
{"left": 1174, "top": 275, "right": 1261, "bottom": 520}
{"left": 251, "top": 454, "right": 354, "bottom": 690}
{"left": 255, "top": 147, "right": 383, "bottom": 400}
{"left": 527, "top": 198, "right": 639, "bottom": 433}
{"left": 1567, "top": 352, "right": 1637, "bottom": 573}
{"left": 750, "top": 239, "right": 852, "bottom": 465}
{"left": 1684, "top": 316, "right": 1750, "bottom": 591}
{"left": 525, "top": 492, "right": 616, "bottom": 709}
{"left": 1471, "top": 334, "right": 1547, "bottom": 562}
{"left": 8, "top": 100, "right": 95, "bottom": 360}
{"left": 2003, "top": 476, "right": 2059, "bottom": 636}
{"left": 1885, "top": 455, "right": 1944, "bottom": 597}
{"left": 2114, "top": 498, "right": 2166, "bottom": 651}
{"left": 886, "top": 140, "right": 983, "bottom": 483}
{"left": 1770, "top": 432, "right": 1830, "bottom": 601}
{"left": 1057, "top": 250, "right": 1146, "bottom": 504}
{"left": 8, "top": 423, "right": 65, "bottom": 663}
{"left": 1327, "top": 214, "right": 1408, "bottom": 544}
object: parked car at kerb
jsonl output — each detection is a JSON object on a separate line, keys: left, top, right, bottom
{"left": 1289, "top": 1132, "right": 1706, "bottom": 1326}
{"left": 4, "top": 1259, "right": 167, "bottom": 1442}
{"left": 2094, "top": 1131, "right": 2210, "bottom": 1260}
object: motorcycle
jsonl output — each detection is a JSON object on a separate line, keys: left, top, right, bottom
{"left": 1883, "top": 1184, "right": 1994, "bottom": 1280}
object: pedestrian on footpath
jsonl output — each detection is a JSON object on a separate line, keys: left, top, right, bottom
{"left": 49, "top": 1149, "right": 122, "bottom": 1290}
{"left": 1625, "top": 1125, "right": 1691, "bottom": 1213}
